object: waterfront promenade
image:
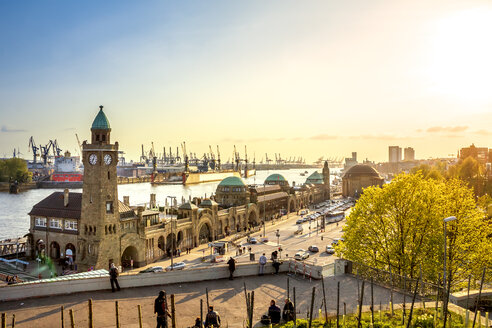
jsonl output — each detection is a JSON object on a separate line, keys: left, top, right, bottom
{"left": 0, "top": 273, "right": 409, "bottom": 328}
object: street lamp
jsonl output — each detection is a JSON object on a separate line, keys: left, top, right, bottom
{"left": 443, "top": 215, "right": 457, "bottom": 325}
{"left": 167, "top": 196, "right": 177, "bottom": 270}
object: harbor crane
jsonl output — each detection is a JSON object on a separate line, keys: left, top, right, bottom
{"left": 75, "top": 134, "right": 83, "bottom": 156}
{"left": 28, "top": 136, "right": 39, "bottom": 163}
{"left": 216, "top": 145, "right": 221, "bottom": 170}
{"left": 50, "top": 140, "right": 62, "bottom": 157}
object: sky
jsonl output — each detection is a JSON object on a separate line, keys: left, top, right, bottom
{"left": 1, "top": 0, "right": 491, "bottom": 163}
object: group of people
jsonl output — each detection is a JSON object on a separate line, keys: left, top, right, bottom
{"left": 266, "top": 298, "right": 295, "bottom": 324}
{"left": 259, "top": 251, "right": 282, "bottom": 275}
{"left": 4, "top": 274, "right": 19, "bottom": 285}
{"left": 155, "top": 290, "right": 221, "bottom": 328}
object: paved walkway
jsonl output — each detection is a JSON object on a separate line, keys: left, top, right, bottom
{"left": 0, "top": 274, "right": 411, "bottom": 328}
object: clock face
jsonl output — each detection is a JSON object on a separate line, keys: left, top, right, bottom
{"left": 104, "top": 154, "right": 112, "bottom": 165}
{"left": 89, "top": 154, "right": 97, "bottom": 165}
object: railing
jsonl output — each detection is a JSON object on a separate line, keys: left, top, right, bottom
{"left": 346, "top": 260, "right": 443, "bottom": 299}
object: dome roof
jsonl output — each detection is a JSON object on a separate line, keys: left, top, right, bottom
{"left": 179, "top": 202, "right": 198, "bottom": 210}
{"left": 91, "top": 106, "right": 111, "bottom": 130}
{"left": 218, "top": 176, "right": 246, "bottom": 187}
{"left": 265, "top": 173, "right": 286, "bottom": 183}
{"left": 305, "top": 171, "right": 324, "bottom": 184}
{"left": 200, "top": 198, "right": 218, "bottom": 207}
{"left": 343, "top": 164, "right": 381, "bottom": 177}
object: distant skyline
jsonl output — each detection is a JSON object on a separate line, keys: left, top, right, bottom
{"left": 1, "top": 1, "right": 491, "bottom": 162}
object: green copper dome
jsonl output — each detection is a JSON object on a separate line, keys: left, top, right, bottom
{"left": 91, "top": 106, "right": 111, "bottom": 130}
{"left": 218, "top": 176, "right": 246, "bottom": 187}
{"left": 306, "top": 171, "right": 324, "bottom": 185}
{"left": 265, "top": 173, "right": 286, "bottom": 183}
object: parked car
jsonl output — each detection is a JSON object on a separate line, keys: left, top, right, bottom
{"left": 249, "top": 237, "right": 257, "bottom": 244}
{"left": 165, "top": 262, "right": 186, "bottom": 271}
{"left": 300, "top": 210, "right": 308, "bottom": 215}
{"left": 139, "top": 266, "right": 163, "bottom": 273}
{"left": 296, "top": 219, "right": 304, "bottom": 224}
{"left": 308, "top": 245, "right": 319, "bottom": 253}
{"left": 332, "top": 238, "right": 345, "bottom": 246}
{"left": 294, "top": 225, "right": 304, "bottom": 235}
{"left": 325, "top": 245, "right": 335, "bottom": 254}
{"left": 294, "top": 249, "right": 309, "bottom": 260}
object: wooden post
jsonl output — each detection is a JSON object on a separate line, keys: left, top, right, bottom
{"left": 293, "top": 288, "right": 297, "bottom": 328}
{"left": 200, "top": 299, "right": 204, "bottom": 328}
{"left": 308, "top": 287, "right": 316, "bottom": 328}
{"left": 61, "top": 306, "right": 65, "bottom": 328}
{"left": 472, "top": 268, "right": 487, "bottom": 328}
{"left": 406, "top": 276, "right": 419, "bottom": 328}
{"left": 1, "top": 313, "right": 5, "bottom": 328}
{"left": 370, "top": 278, "right": 374, "bottom": 327}
{"left": 402, "top": 275, "right": 406, "bottom": 326}
{"left": 88, "top": 299, "right": 94, "bottom": 328}
{"left": 171, "top": 294, "right": 176, "bottom": 328}
{"left": 137, "top": 305, "right": 143, "bottom": 328}
{"left": 287, "top": 277, "right": 290, "bottom": 300}
{"left": 379, "top": 301, "right": 382, "bottom": 323}
{"left": 357, "top": 280, "right": 365, "bottom": 328}
{"left": 321, "top": 275, "right": 328, "bottom": 323}
{"left": 336, "top": 281, "right": 340, "bottom": 328}
{"left": 343, "top": 303, "right": 346, "bottom": 327}
{"left": 206, "top": 288, "right": 210, "bottom": 310}
{"left": 69, "top": 309, "right": 75, "bottom": 328}
{"left": 11, "top": 314, "right": 15, "bottom": 328}
{"left": 115, "top": 301, "right": 120, "bottom": 328}
{"left": 249, "top": 291, "right": 254, "bottom": 328}
{"left": 243, "top": 283, "right": 250, "bottom": 322}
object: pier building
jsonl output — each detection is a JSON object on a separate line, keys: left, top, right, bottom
{"left": 26, "top": 106, "right": 331, "bottom": 271}
{"left": 341, "top": 164, "right": 384, "bottom": 198}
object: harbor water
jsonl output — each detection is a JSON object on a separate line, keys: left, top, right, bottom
{"left": 0, "top": 168, "right": 340, "bottom": 240}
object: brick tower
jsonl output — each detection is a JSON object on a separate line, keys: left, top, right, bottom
{"left": 78, "top": 106, "right": 120, "bottom": 271}
{"left": 322, "top": 160, "right": 330, "bottom": 200}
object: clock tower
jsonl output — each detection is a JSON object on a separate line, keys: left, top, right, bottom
{"left": 78, "top": 106, "right": 120, "bottom": 270}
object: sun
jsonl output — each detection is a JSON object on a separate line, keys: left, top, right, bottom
{"left": 425, "top": 7, "right": 492, "bottom": 106}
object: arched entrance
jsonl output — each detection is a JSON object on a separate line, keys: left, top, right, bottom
{"left": 198, "top": 223, "right": 212, "bottom": 245}
{"left": 248, "top": 211, "right": 258, "bottom": 227}
{"left": 158, "top": 236, "right": 165, "bottom": 251}
{"left": 121, "top": 246, "right": 138, "bottom": 268}
{"left": 308, "top": 194, "right": 313, "bottom": 204}
{"left": 50, "top": 241, "right": 60, "bottom": 259}
{"left": 65, "top": 243, "right": 76, "bottom": 262}
{"left": 177, "top": 231, "right": 184, "bottom": 248}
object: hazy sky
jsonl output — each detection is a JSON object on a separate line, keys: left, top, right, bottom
{"left": 1, "top": 1, "right": 491, "bottom": 163}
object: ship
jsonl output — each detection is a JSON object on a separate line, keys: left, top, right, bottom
{"left": 37, "top": 151, "right": 84, "bottom": 188}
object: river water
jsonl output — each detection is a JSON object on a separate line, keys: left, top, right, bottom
{"left": 0, "top": 168, "right": 340, "bottom": 240}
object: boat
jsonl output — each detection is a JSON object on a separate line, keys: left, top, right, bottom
{"left": 38, "top": 151, "right": 83, "bottom": 188}
{"left": 300, "top": 173, "right": 305, "bottom": 176}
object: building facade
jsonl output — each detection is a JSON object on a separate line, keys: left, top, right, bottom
{"left": 342, "top": 164, "right": 384, "bottom": 198}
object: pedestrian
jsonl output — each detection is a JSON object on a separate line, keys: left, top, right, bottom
{"left": 282, "top": 298, "right": 295, "bottom": 322}
{"left": 272, "top": 258, "right": 280, "bottom": 274}
{"left": 268, "top": 300, "right": 281, "bottom": 324}
{"left": 154, "top": 290, "right": 171, "bottom": 328}
{"left": 192, "top": 317, "right": 202, "bottom": 327}
{"left": 227, "top": 257, "right": 236, "bottom": 280}
{"left": 109, "top": 263, "right": 121, "bottom": 292}
{"left": 204, "top": 306, "right": 221, "bottom": 327}
{"left": 259, "top": 253, "right": 267, "bottom": 276}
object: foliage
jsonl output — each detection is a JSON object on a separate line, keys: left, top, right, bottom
{"left": 272, "top": 309, "right": 466, "bottom": 327}
{"left": 0, "top": 158, "right": 32, "bottom": 183}
{"left": 337, "top": 172, "right": 491, "bottom": 290}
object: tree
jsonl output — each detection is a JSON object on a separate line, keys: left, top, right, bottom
{"left": 337, "top": 172, "right": 491, "bottom": 290}
{"left": 0, "top": 158, "right": 32, "bottom": 183}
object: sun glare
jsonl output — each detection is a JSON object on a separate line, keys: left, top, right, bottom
{"left": 426, "top": 7, "right": 492, "bottom": 106}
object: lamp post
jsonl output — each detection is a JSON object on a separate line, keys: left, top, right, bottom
{"left": 167, "top": 196, "right": 177, "bottom": 270}
{"left": 263, "top": 184, "right": 266, "bottom": 237}
{"left": 443, "top": 215, "right": 457, "bottom": 325}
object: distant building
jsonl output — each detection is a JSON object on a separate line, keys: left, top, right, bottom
{"left": 460, "top": 144, "right": 489, "bottom": 164}
{"left": 344, "top": 152, "right": 358, "bottom": 170}
{"left": 342, "top": 164, "right": 384, "bottom": 198}
{"left": 388, "top": 146, "right": 402, "bottom": 163}
{"left": 404, "top": 147, "right": 415, "bottom": 161}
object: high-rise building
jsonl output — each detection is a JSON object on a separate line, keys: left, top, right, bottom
{"left": 404, "top": 147, "right": 415, "bottom": 161}
{"left": 388, "top": 146, "right": 402, "bottom": 163}
{"left": 460, "top": 144, "right": 489, "bottom": 164}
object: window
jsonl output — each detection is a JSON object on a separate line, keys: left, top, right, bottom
{"left": 50, "top": 219, "right": 62, "bottom": 229}
{"left": 35, "top": 217, "right": 46, "bottom": 227}
{"left": 106, "top": 201, "right": 113, "bottom": 214}
{"left": 64, "top": 220, "right": 78, "bottom": 231}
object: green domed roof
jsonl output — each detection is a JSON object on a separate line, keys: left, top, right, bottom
{"left": 218, "top": 176, "right": 246, "bottom": 187}
{"left": 265, "top": 173, "right": 286, "bottom": 183}
{"left": 91, "top": 106, "right": 111, "bottom": 130}
{"left": 306, "top": 171, "right": 324, "bottom": 184}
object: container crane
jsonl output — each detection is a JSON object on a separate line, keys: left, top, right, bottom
{"left": 75, "top": 134, "right": 83, "bottom": 156}
{"left": 28, "top": 136, "right": 39, "bottom": 163}
{"left": 216, "top": 145, "right": 221, "bottom": 170}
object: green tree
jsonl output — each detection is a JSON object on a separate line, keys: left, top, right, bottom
{"left": 0, "top": 158, "right": 32, "bottom": 183}
{"left": 338, "top": 172, "right": 491, "bottom": 290}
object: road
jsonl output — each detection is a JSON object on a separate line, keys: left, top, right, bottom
{"left": 129, "top": 199, "right": 350, "bottom": 273}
